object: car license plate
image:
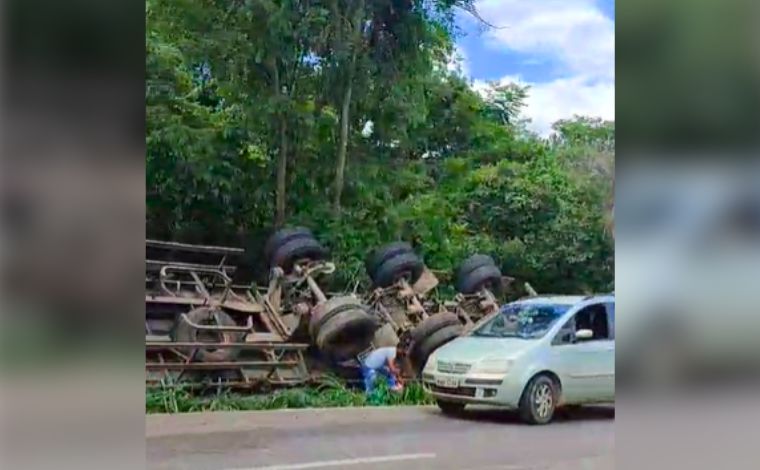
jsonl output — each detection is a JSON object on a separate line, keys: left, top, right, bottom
{"left": 435, "top": 377, "right": 459, "bottom": 388}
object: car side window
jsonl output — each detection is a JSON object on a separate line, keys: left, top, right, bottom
{"left": 552, "top": 303, "right": 611, "bottom": 345}
{"left": 552, "top": 317, "right": 576, "bottom": 345}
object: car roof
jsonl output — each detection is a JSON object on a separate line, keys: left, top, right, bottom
{"left": 515, "top": 295, "right": 587, "bottom": 305}
{"left": 514, "top": 294, "right": 613, "bottom": 305}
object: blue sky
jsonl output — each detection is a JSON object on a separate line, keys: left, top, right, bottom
{"left": 451, "top": 0, "right": 615, "bottom": 135}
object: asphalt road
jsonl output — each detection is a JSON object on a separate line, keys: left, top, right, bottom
{"left": 147, "top": 405, "right": 614, "bottom": 470}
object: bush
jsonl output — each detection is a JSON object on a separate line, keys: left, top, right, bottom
{"left": 145, "top": 378, "right": 433, "bottom": 414}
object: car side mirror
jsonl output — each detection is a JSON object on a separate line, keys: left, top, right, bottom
{"left": 575, "top": 329, "right": 594, "bottom": 341}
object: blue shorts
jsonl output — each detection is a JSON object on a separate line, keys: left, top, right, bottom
{"left": 361, "top": 365, "right": 397, "bottom": 393}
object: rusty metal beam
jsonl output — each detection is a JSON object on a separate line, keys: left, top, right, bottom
{"left": 146, "top": 361, "right": 300, "bottom": 370}
{"left": 145, "top": 378, "right": 310, "bottom": 388}
{"left": 146, "top": 259, "right": 237, "bottom": 273}
{"left": 146, "top": 239, "right": 244, "bottom": 255}
{"left": 145, "top": 296, "right": 265, "bottom": 313}
{"left": 145, "top": 342, "right": 309, "bottom": 350}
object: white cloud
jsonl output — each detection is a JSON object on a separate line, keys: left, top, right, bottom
{"left": 464, "top": 0, "right": 614, "bottom": 135}
{"left": 446, "top": 44, "right": 470, "bottom": 77}
{"left": 475, "top": 76, "right": 614, "bottom": 136}
{"left": 472, "top": 0, "right": 614, "bottom": 79}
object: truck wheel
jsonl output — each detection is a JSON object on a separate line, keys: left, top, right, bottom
{"left": 371, "top": 251, "right": 424, "bottom": 288}
{"left": 365, "top": 242, "right": 414, "bottom": 280}
{"left": 270, "top": 237, "right": 328, "bottom": 273}
{"left": 314, "top": 301, "right": 378, "bottom": 362}
{"left": 456, "top": 264, "right": 503, "bottom": 295}
{"left": 309, "top": 295, "right": 364, "bottom": 340}
{"left": 411, "top": 324, "right": 463, "bottom": 374}
{"left": 264, "top": 227, "right": 315, "bottom": 262}
{"left": 409, "top": 312, "right": 461, "bottom": 346}
{"left": 173, "top": 307, "right": 242, "bottom": 362}
{"left": 518, "top": 374, "right": 559, "bottom": 425}
{"left": 455, "top": 254, "right": 496, "bottom": 282}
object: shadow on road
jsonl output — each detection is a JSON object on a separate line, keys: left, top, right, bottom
{"left": 425, "top": 405, "right": 615, "bottom": 425}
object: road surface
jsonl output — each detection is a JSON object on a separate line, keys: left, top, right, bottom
{"left": 147, "top": 405, "right": 614, "bottom": 470}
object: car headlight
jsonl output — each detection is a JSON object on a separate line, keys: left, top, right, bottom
{"left": 471, "top": 359, "right": 513, "bottom": 375}
{"left": 423, "top": 355, "right": 437, "bottom": 373}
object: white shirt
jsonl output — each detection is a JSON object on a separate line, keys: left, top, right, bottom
{"left": 362, "top": 347, "right": 396, "bottom": 370}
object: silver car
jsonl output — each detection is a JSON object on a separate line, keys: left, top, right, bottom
{"left": 423, "top": 294, "right": 615, "bottom": 424}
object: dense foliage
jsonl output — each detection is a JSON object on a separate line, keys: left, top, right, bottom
{"left": 146, "top": 378, "right": 434, "bottom": 413}
{"left": 146, "top": 0, "right": 614, "bottom": 296}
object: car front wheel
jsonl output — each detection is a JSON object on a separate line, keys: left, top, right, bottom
{"left": 437, "top": 399, "right": 465, "bottom": 415}
{"left": 519, "top": 374, "right": 558, "bottom": 425}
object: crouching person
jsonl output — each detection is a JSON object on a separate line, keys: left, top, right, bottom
{"left": 360, "top": 343, "right": 406, "bottom": 394}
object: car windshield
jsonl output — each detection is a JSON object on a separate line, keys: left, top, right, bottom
{"left": 471, "top": 302, "right": 571, "bottom": 339}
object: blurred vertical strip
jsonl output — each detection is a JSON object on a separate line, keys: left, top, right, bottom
{"left": 1, "top": 0, "right": 145, "bottom": 469}
{"left": 606, "top": 177, "right": 614, "bottom": 238}
{"left": 618, "top": 0, "right": 760, "bottom": 469}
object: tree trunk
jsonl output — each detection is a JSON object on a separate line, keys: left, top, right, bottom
{"left": 333, "top": 81, "right": 353, "bottom": 213}
{"left": 272, "top": 61, "right": 287, "bottom": 227}
{"left": 332, "top": 0, "right": 364, "bottom": 214}
{"left": 276, "top": 117, "right": 288, "bottom": 227}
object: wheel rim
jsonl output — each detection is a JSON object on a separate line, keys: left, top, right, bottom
{"left": 394, "top": 269, "right": 413, "bottom": 284}
{"left": 534, "top": 383, "right": 553, "bottom": 419}
{"left": 293, "top": 258, "right": 316, "bottom": 270}
{"left": 195, "top": 318, "right": 223, "bottom": 353}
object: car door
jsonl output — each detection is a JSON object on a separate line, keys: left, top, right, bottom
{"left": 550, "top": 302, "right": 615, "bottom": 403}
{"left": 602, "top": 301, "right": 615, "bottom": 400}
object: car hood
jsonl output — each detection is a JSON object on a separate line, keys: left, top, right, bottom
{"left": 434, "top": 335, "right": 538, "bottom": 363}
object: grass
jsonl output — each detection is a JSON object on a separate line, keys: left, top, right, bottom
{"left": 146, "top": 376, "right": 435, "bottom": 414}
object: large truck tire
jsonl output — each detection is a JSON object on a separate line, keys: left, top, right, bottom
{"left": 371, "top": 251, "right": 425, "bottom": 288}
{"left": 456, "top": 263, "right": 503, "bottom": 295}
{"left": 410, "top": 323, "right": 463, "bottom": 374}
{"left": 264, "top": 227, "right": 314, "bottom": 263}
{"left": 309, "top": 295, "right": 364, "bottom": 340}
{"left": 311, "top": 296, "right": 378, "bottom": 362}
{"left": 270, "top": 237, "right": 328, "bottom": 273}
{"left": 455, "top": 254, "right": 496, "bottom": 283}
{"left": 173, "top": 307, "right": 242, "bottom": 362}
{"left": 365, "top": 242, "right": 414, "bottom": 280}
{"left": 409, "top": 312, "right": 461, "bottom": 346}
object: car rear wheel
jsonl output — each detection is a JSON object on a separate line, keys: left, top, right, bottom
{"left": 436, "top": 399, "right": 465, "bottom": 415}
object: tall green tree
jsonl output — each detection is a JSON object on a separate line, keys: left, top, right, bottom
{"left": 145, "top": 0, "right": 615, "bottom": 295}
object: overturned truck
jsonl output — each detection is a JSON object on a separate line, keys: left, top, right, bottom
{"left": 145, "top": 228, "right": 512, "bottom": 389}
{"left": 145, "top": 240, "right": 312, "bottom": 388}
{"left": 364, "top": 245, "right": 508, "bottom": 374}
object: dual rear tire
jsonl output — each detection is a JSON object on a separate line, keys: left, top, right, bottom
{"left": 365, "top": 242, "right": 425, "bottom": 288}
{"left": 308, "top": 295, "right": 378, "bottom": 362}
{"left": 455, "top": 254, "right": 503, "bottom": 295}
{"left": 408, "top": 312, "right": 464, "bottom": 374}
{"left": 265, "top": 227, "right": 328, "bottom": 273}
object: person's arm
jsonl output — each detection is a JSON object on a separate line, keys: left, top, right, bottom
{"left": 386, "top": 356, "right": 399, "bottom": 375}
{"left": 386, "top": 357, "right": 403, "bottom": 386}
